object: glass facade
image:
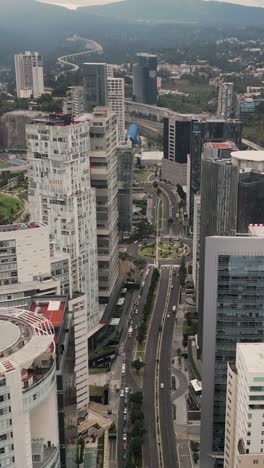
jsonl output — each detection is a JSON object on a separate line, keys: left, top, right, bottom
{"left": 213, "top": 254, "right": 264, "bottom": 454}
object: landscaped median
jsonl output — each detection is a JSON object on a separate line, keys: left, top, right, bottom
{"left": 131, "top": 269, "right": 160, "bottom": 386}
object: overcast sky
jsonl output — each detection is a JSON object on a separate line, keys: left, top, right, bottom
{"left": 37, "top": 0, "right": 264, "bottom": 8}
{"left": 206, "top": 0, "right": 264, "bottom": 6}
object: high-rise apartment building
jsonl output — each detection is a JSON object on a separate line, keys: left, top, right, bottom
{"left": 217, "top": 82, "right": 234, "bottom": 119}
{"left": 0, "top": 307, "right": 60, "bottom": 468}
{"left": 62, "top": 86, "right": 85, "bottom": 117}
{"left": 200, "top": 234, "right": 264, "bottom": 468}
{"left": 224, "top": 343, "right": 264, "bottom": 468}
{"left": 107, "top": 77, "right": 125, "bottom": 144}
{"left": 117, "top": 143, "right": 134, "bottom": 234}
{"left": 29, "top": 294, "right": 89, "bottom": 467}
{"left": 133, "top": 53, "right": 158, "bottom": 105}
{"left": 188, "top": 118, "right": 242, "bottom": 223}
{"left": 26, "top": 113, "right": 99, "bottom": 333}
{"left": 15, "top": 51, "right": 44, "bottom": 99}
{"left": 82, "top": 63, "right": 108, "bottom": 111}
{"left": 162, "top": 116, "right": 191, "bottom": 185}
{"left": 77, "top": 107, "right": 119, "bottom": 302}
{"left": 0, "top": 222, "right": 60, "bottom": 309}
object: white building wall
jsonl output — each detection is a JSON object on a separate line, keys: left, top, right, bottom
{"left": 30, "top": 386, "right": 59, "bottom": 445}
{"left": 15, "top": 52, "right": 44, "bottom": 99}
{"left": 0, "top": 224, "right": 51, "bottom": 283}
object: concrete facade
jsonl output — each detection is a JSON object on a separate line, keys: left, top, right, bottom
{"left": 15, "top": 51, "right": 44, "bottom": 99}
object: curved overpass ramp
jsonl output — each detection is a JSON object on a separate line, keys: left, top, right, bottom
{"left": 58, "top": 38, "right": 103, "bottom": 72}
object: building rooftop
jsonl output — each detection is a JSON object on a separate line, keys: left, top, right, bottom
{"left": 248, "top": 224, "right": 264, "bottom": 237}
{"left": 237, "top": 343, "right": 264, "bottom": 374}
{"left": 0, "top": 222, "right": 46, "bottom": 233}
{"left": 204, "top": 141, "right": 238, "bottom": 150}
{"left": 231, "top": 150, "right": 264, "bottom": 162}
{"left": 0, "top": 308, "right": 54, "bottom": 374}
{"left": 137, "top": 52, "right": 157, "bottom": 58}
{"left": 29, "top": 299, "right": 66, "bottom": 328}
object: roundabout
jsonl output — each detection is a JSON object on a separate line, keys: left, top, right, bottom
{"left": 138, "top": 239, "right": 189, "bottom": 260}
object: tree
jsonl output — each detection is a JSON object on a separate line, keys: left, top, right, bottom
{"left": 176, "top": 184, "right": 186, "bottom": 201}
{"left": 132, "top": 359, "right": 144, "bottom": 374}
{"left": 153, "top": 181, "right": 158, "bottom": 189}
{"left": 130, "top": 391, "right": 143, "bottom": 406}
{"left": 179, "top": 257, "right": 187, "bottom": 287}
{"left": 131, "top": 420, "right": 146, "bottom": 438}
{"left": 130, "top": 436, "right": 143, "bottom": 458}
{"left": 168, "top": 217, "right": 173, "bottom": 225}
{"left": 131, "top": 408, "right": 144, "bottom": 425}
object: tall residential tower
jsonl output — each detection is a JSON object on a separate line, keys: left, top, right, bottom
{"left": 15, "top": 51, "right": 44, "bottom": 99}
{"left": 26, "top": 113, "right": 99, "bottom": 333}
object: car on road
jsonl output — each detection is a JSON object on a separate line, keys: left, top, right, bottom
{"left": 123, "top": 407, "right": 128, "bottom": 415}
{"left": 171, "top": 285, "right": 174, "bottom": 289}
{"left": 167, "top": 314, "right": 170, "bottom": 318}
{"left": 123, "top": 433, "right": 127, "bottom": 442}
{"left": 160, "top": 383, "right": 164, "bottom": 389}
{"left": 122, "top": 453, "right": 127, "bottom": 461}
{"left": 123, "top": 413, "right": 127, "bottom": 422}
{"left": 125, "top": 386, "right": 129, "bottom": 394}
{"left": 122, "top": 364, "right": 126, "bottom": 375}
{"left": 135, "top": 308, "right": 138, "bottom": 314}
{"left": 120, "top": 389, "right": 124, "bottom": 397}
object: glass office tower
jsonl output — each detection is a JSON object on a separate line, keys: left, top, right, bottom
{"left": 200, "top": 235, "right": 264, "bottom": 468}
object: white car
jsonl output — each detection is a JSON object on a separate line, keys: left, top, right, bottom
{"left": 123, "top": 407, "right": 128, "bottom": 415}
{"left": 167, "top": 314, "right": 170, "bottom": 318}
{"left": 135, "top": 308, "right": 138, "bottom": 314}
{"left": 125, "top": 386, "right": 129, "bottom": 394}
{"left": 120, "top": 389, "right": 124, "bottom": 398}
{"left": 160, "top": 383, "right": 164, "bottom": 389}
{"left": 123, "top": 433, "right": 127, "bottom": 441}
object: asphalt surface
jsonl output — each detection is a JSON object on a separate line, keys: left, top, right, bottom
{"left": 143, "top": 268, "right": 171, "bottom": 468}
{"left": 159, "top": 270, "right": 181, "bottom": 468}
{"left": 117, "top": 268, "right": 154, "bottom": 467}
{"left": 159, "top": 182, "right": 179, "bottom": 237}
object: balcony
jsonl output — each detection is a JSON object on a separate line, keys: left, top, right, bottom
{"left": 23, "top": 360, "right": 56, "bottom": 411}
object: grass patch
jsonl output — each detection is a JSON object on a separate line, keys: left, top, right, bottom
{"left": 89, "top": 367, "right": 108, "bottom": 375}
{"left": 187, "top": 339, "right": 201, "bottom": 381}
{"left": 183, "top": 320, "right": 198, "bottom": 336}
{"left": 0, "top": 194, "right": 22, "bottom": 224}
{"left": 89, "top": 385, "right": 104, "bottom": 397}
{"left": 139, "top": 240, "right": 187, "bottom": 259}
{"left": 0, "top": 160, "right": 13, "bottom": 168}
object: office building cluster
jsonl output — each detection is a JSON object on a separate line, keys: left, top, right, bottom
{"left": 1, "top": 50, "right": 144, "bottom": 467}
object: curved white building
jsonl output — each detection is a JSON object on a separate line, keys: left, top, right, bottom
{"left": 231, "top": 150, "right": 264, "bottom": 172}
{"left": 0, "top": 308, "right": 60, "bottom": 468}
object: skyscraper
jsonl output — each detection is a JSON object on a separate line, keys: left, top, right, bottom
{"left": 82, "top": 63, "right": 108, "bottom": 111}
{"left": 26, "top": 113, "right": 99, "bottom": 334}
{"left": 0, "top": 307, "right": 60, "bottom": 468}
{"left": 133, "top": 53, "right": 158, "bottom": 105}
{"left": 198, "top": 149, "right": 264, "bottom": 352}
{"left": 188, "top": 118, "right": 242, "bottom": 223}
{"left": 15, "top": 51, "right": 44, "bottom": 98}
{"left": 77, "top": 107, "right": 119, "bottom": 302}
{"left": 107, "top": 77, "right": 125, "bottom": 144}
{"left": 162, "top": 116, "right": 191, "bottom": 185}
{"left": 217, "top": 82, "right": 234, "bottom": 119}
{"left": 224, "top": 343, "right": 264, "bottom": 468}
{"left": 200, "top": 234, "right": 264, "bottom": 468}
{"left": 62, "top": 86, "right": 85, "bottom": 116}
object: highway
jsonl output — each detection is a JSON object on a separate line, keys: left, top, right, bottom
{"left": 117, "top": 268, "right": 153, "bottom": 467}
{"left": 58, "top": 37, "right": 103, "bottom": 71}
{"left": 143, "top": 268, "right": 170, "bottom": 468}
{"left": 159, "top": 269, "right": 180, "bottom": 468}
{"left": 125, "top": 115, "right": 163, "bottom": 134}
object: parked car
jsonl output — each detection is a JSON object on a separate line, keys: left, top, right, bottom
{"left": 123, "top": 433, "right": 127, "bottom": 442}
{"left": 120, "top": 389, "right": 124, "bottom": 397}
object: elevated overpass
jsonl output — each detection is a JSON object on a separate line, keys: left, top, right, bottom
{"left": 58, "top": 38, "right": 103, "bottom": 72}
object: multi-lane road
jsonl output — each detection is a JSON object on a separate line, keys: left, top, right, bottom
{"left": 117, "top": 268, "right": 154, "bottom": 467}
{"left": 142, "top": 266, "right": 181, "bottom": 468}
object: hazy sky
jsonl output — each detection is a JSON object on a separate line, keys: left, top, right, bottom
{"left": 37, "top": 0, "right": 264, "bottom": 8}
{"left": 36, "top": 0, "right": 124, "bottom": 8}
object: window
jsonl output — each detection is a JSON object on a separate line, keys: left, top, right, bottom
{"left": 253, "top": 461, "right": 258, "bottom": 464}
